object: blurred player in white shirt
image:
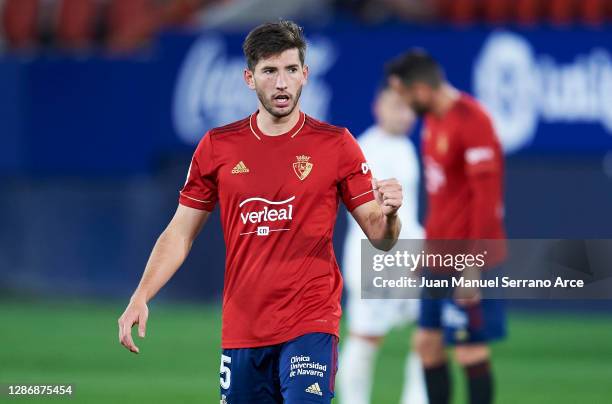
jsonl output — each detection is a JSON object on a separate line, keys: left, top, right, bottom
{"left": 339, "top": 86, "right": 428, "bottom": 404}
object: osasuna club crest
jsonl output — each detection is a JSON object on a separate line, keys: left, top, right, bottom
{"left": 293, "top": 155, "right": 313, "bottom": 181}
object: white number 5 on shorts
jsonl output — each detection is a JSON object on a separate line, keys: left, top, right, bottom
{"left": 220, "top": 354, "right": 231, "bottom": 389}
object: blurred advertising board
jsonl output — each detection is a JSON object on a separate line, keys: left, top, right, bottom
{"left": 1, "top": 26, "right": 611, "bottom": 174}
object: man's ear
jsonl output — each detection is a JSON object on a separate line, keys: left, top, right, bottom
{"left": 244, "top": 68, "right": 256, "bottom": 90}
{"left": 388, "top": 75, "right": 402, "bottom": 91}
{"left": 302, "top": 64, "right": 309, "bottom": 84}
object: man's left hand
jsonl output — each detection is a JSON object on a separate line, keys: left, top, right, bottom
{"left": 373, "top": 177, "right": 403, "bottom": 217}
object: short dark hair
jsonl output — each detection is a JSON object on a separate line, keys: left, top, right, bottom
{"left": 385, "top": 49, "right": 445, "bottom": 88}
{"left": 242, "top": 20, "right": 307, "bottom": 71}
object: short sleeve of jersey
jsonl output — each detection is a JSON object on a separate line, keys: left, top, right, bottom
{"left": 179, "top": 132, "right": 218, "bottom": 211}
{"left": 338, "top": 129, "right": 374, "bottom": 211}
{"left": 461, "top": 111, "right": 501, "bottom": 176}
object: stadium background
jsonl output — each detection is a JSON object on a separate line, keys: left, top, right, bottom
{"left": 1, "top": 0, "right": 611, "bottom": 402}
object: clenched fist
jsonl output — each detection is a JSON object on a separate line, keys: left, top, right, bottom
{"left": 372, "top": 177, "right": 403, "bottom": 217}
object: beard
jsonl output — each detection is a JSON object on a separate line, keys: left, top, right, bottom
{"left": 256, "top": 85, "right": 303, "bottom": 119}
{"left": 411, "top": 102, "right": 430, "bottom": 117}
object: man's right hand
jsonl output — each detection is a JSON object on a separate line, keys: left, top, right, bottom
{"left": 118, "top": 298, "right": 149, "bottom": 354}
{"left": 453, "top": 266, "right": 482, "bottom": 307}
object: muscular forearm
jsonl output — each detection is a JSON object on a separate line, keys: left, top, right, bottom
{"left": 119, "top": 205, "right": 208, "bottom": 354}
{"left": 366, "top": 210, "right": 402, "bottom": 251}
{"left": 131, "top": 228, "right": 193, "bottom": 303}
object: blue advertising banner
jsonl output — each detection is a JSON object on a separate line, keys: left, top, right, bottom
{"left": 1, "top": 25, "right": 612, "bottom": 174}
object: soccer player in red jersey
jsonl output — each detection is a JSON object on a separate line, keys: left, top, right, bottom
{"left": 118, "top": 20, "right": 404, "bottom": 403}
{"left": 386, "top": 50, "right": 507, "bottom": 404}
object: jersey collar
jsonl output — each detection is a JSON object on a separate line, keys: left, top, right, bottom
{"left": 249, "top": 110, "right": 306, "bottom": 141}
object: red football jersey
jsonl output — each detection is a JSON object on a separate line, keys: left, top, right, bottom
{"left": 179, "top": 111, "right": 374, "bottom": 348}
{"left": 422, "top": 93, "right": 506, "bottom": 241}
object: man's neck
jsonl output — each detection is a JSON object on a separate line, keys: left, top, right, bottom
{"left": 256, "top": 106, "right": 301, "bottom": 136}
{"left": 431, "top": 84, "right": 460, "bottom": 118}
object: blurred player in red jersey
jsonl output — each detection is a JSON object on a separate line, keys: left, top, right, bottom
{"left": 386, "top": 50, "right": 507, "bottom": 404}
{"left": 118, "top": 20, "right": 404, "bottom": 403}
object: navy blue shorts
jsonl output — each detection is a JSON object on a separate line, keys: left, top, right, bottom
{"left": 419, "top": 298, "right": 507, "bottom": 345}
{"left": 419, "top": 270, "right": 507, "bottom": 345}
{"left": 220, "top": 333, "right": 338, "bottom": 403}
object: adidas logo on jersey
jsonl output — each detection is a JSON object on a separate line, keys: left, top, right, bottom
{"left": 305, "top": 382, "right": 323, "bottom": 396}
{"left": 231, "top": 161, "right": 250, "bottom": 174}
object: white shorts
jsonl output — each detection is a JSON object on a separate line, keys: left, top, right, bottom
{"left": 346, "top": 295, "right": 419, "bottom": 336}
{"left": 342, "top": 234, "right": 421, "bottom": 336}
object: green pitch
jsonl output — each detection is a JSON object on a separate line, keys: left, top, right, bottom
{"left": 1, "top": 300, "right": 611, "bottom": 403}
